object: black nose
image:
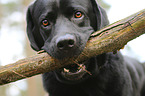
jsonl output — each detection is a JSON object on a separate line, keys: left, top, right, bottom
{"left": 56, "top": 34, "right": 76, "bottom": 50}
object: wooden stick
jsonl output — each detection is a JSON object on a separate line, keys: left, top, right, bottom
{"left": 0, "top": 9, "right": 145, "bottom": 85}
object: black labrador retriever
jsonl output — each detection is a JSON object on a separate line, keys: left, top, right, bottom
{"left": 26, "top": 0, "right": 145, "bottom": 96}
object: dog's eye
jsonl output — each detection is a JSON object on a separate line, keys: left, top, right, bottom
{"left": 74, "top": 11, "right": 83, "bottom": 18}
{"left": 42, "top": 20, "right": 49, "bottom": 26}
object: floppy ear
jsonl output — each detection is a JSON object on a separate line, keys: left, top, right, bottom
{"left": 26, "top": 4, "right": 44, "bottom": 51}
{"left": 90, "top": 0, "right": 109, "bottom": 30}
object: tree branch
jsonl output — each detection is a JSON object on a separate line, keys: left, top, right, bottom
{"left": 0, "top": 9, "right": 145, "bottom": 85}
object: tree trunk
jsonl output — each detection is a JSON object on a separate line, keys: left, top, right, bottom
{"left": 0, "top": 9, "right": 145, "bottom": 85}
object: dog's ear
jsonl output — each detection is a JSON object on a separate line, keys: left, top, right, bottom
{"left": 26, "top": 4, "right": 44, "bottom": 51}
{"left": 90, "top": 0, "right": 109, "bottom": 30}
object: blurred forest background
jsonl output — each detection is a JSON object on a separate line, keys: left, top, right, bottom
{"left": 0, "top": 0, "right": 145, "bottom": 96}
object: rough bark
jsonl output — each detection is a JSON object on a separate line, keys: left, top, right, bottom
{"left": 0, "top": 9, "right": 145, "bottom": 85}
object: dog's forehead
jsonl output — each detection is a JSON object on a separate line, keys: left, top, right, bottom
{"left": 37, "top": 0, "right": 91, "bottom": 9}
{"left": 59, "top": 0, "right": 91, "bottom": 7}
{"left": 33, "top": 0, "right": 93, "bottom": 20}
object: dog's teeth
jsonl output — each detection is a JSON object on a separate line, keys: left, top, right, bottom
{"left": 78, "top": 64, "right": 85, "bottom": 70}
{"left": 64, "top": 68, "right": 70, "bottom": 73}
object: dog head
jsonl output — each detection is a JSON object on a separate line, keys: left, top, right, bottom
{"left": 27, "top": 0, "right": 108, "bottom": 83}
{"left": 27, "top": 0, "right": 108, "bottom": 59}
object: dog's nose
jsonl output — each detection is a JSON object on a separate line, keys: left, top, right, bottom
{"left": 56, "top": 34, "right": 76, "bottom": 50}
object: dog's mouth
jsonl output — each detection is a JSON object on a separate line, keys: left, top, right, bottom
{"left": 60, "top": 61, "right": 91, "bottom": 81}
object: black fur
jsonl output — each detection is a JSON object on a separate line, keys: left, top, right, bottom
{"left": 26, "top": 0, "right": 145, "bottom": 96}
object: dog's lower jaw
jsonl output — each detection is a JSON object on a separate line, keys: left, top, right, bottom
{"left": 54, "top": 57, "right": 99, "bottom": 84}
{"left": 61, "top": 64, "right": 87, "bottom": 81}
